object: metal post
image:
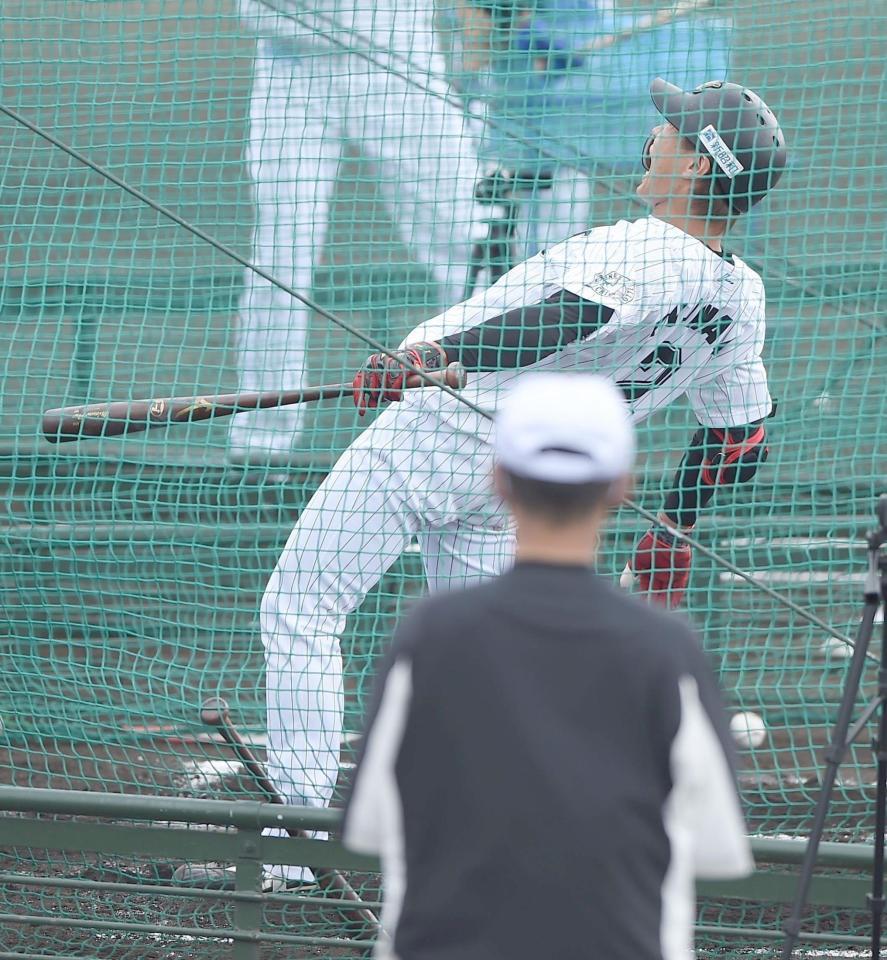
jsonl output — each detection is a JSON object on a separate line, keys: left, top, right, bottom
{"left": 232, "top": 826, "right": 264, "bottom": 960}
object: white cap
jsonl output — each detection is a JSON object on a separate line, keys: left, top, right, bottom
{"left": 494, "top": 373, "right": 635, "bottom": 484}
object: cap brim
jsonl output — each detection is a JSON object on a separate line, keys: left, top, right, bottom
{"left": 650, "top": 77, "right": 693, "bottom": 132}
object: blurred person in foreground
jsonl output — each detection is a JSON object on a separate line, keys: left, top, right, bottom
{"left": 343, "top": 371, "right": 753, "bottom": 960}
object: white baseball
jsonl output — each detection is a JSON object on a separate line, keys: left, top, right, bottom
{"left": 729, "top": 711, "right": 766, "bottom": 749}
{"left": 812, "top": 391, "right": 838, "bottom": 413}
{"left": 821, "top": 636, "right": 854, "bottom": 659}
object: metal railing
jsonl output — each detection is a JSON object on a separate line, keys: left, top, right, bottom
{"left": 0, "top": 786, "right": 879, "bottom": 958}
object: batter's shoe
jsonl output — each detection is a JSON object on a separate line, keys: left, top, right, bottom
{"left": 171, "top": 863, "right": 317, "bottom": 893}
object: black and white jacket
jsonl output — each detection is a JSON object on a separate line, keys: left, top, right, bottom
{"left": 343, "top": 562, "right": 752, "bottom": 960}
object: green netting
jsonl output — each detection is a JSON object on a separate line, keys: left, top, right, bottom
{"left": 1, "top": 0, "right": 886, "bottom": 954}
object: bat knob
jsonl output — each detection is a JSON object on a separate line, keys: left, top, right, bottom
{"left": 200, "top": 697, "right": 230, "bottom": 727}
{"left": 444, "top": 361, "right": 468, "bottom": 390}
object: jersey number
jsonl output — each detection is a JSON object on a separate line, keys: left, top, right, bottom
{"left": 617, "top": 342, "right": 683, "bottom": 401}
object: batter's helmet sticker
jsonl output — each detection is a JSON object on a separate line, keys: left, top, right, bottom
{"left": 589, "top": 271, "right": 637, "bottom": 304}
{"left": 698, "top": 124, "right": 745, "bottom": 179}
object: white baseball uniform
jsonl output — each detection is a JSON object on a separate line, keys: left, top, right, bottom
{"left": 230, "top": 0, "right": 487, "bottom": 455}
{"left": 262, "top": 214, "right": 771, "bottom": 880}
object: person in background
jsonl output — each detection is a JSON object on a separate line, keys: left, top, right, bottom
{"left": 230, "top": 0, "right": 490, "bottom": 459}
{"left": 343, "top": 371, "right": 754, "bottom": 960}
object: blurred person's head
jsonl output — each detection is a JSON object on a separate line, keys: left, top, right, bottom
{"left": 493, "top": 373, "right": 635, "bottom": 566}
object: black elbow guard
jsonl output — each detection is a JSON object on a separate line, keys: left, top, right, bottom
{"left": 663, "top": 422, "right": 768, "bottom": 528}
{"left": 702, "top": 423, "right": 768, "bottom": 488}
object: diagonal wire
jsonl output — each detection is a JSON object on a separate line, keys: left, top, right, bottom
{"left": 0, "top": 102, "right": 488, "bottom": 418}
{"left": 624, "top": 499, "right": 863, "bottom": 655}
{"left": 0, "top": 102, "right": 860, "bottom": 650}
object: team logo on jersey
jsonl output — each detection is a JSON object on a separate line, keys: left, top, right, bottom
{"left": 589, "top": 271, "right": 637, "bottom": 305}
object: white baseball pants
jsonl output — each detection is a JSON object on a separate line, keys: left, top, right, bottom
{"left": 261, "top": 402, "right": 512, "bottom": 879}
{"left": 230, "top": 42, "right": 484, "bottom": 454}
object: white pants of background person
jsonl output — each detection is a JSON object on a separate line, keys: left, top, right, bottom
{"left": 230, "top": 37, "right": 485, "bottom": 456}
{"left": 261, "top": 402, "right": 513, "bottom": 881}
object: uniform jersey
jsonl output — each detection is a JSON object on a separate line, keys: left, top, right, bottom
{"left": 402, "top": 215, "right": 772, "bottom": 433}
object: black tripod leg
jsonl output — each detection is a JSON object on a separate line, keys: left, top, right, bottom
{"left": 870, "top": 579, "right": 887, "bottom": 959}
{"left": 781, "top": 597, "right": 882, "bottom": 959}
{"left": 464, "top": 226, "right": 517, "bottom": 297}
{"left": 463, "top": 245, "right": 486, "bottom": 299}
{"left": 462, "top": 174, "right": 521, "bottom": 298}
{"left": 871, "top": 714, "right": 887, "bottom": 959}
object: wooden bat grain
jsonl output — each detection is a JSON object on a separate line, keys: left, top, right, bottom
{"left": 42, "top": 363, "right": 467, "bottom": 444}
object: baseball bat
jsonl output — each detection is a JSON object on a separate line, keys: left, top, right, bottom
{"left": 42, "top": 362, "right": 468, "bottom": 444}
{"left": 199, "top": 697, "right": 380, "bottom": 938}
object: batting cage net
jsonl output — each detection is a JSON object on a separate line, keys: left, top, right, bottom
{"left": 1, "top": 0, "right": 885, "bottom": 955}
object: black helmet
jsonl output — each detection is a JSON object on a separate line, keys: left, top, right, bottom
{"left": 649, "top": 77, "right": 787, "bottom": 215}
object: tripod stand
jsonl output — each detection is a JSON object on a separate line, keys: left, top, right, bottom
{"left": 782, "top": 493, "right": 887, "bottom": 959}
{"left": 463, "top": 167, "right": 554, "bottom": 297}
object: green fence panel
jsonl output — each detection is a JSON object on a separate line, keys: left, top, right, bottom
{"left": 0, "top": 788, "right": 882, "bottom": 958}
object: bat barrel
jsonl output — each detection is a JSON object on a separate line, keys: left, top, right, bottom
{"left": 41, "top": 410, "right": 78, "bottom": 443}
{"left": 41, "top": 405, "right": 147, "bottom": 443}
{"left": 41, "top": 394, "right": 241, "bottom": 443}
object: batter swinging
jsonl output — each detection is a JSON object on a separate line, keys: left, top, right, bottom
{"left": 262, "top": 76, "right": 786, "bottom": 884}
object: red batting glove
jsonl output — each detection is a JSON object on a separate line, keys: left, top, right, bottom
{"left": 624, "top": 524, "right": 693, "bottom": 608}
{"left": 352, "top": 342, "right": 447, "bottom": 416}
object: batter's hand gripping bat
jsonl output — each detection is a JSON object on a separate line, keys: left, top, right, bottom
{"left": 42, "top": 362, "right": 468, "bottom": 444}
{"left": 199, "top": 697, "right": 380, "bottom": 938}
